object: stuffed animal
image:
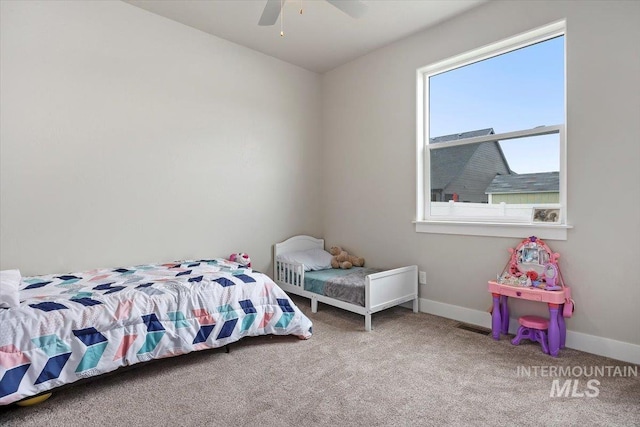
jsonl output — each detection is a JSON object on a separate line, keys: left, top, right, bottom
{"left": 329, "top": 246, "right": 365, "bottom": 269}
{"left": 229, "top": 252, "right": 251, "bottom": 267}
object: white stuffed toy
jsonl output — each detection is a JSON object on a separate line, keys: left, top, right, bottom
{"left": 229, "top": 253, "right": 251, "bottom": 268}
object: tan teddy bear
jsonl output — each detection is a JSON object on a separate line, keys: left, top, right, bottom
{"left": 329, "top": 246, "right": 365, "bottom": 269}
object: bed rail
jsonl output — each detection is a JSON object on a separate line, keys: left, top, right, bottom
{"left": 275, "top": 260, "right": 305, "bottom": 288}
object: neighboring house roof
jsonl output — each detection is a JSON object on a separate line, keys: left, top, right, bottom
{"left": 430, "top": 128, "right": 495, "bottom": 144}
{"left": 430, "top": 128, "right": 511, "bottom": 190}
{"left": 485, "top": 172, "right": 559, "bottom": 194}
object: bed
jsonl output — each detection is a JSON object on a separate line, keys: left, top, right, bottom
{"left": 0, "top": 259, "right": 312, "bottom": 406}
{"left": 273, "top": 235, "right": 418, "bottom": 331}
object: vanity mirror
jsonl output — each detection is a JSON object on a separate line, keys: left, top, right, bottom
{"left": 510, "top": 236, "right": 559, "bottom": 276}
{"left": 500, "top": 236, "right": 561, "bottom": 289}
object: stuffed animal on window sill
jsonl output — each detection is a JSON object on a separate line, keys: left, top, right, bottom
{"left": 329, "top": 246, "right": 365, "bottom": 269}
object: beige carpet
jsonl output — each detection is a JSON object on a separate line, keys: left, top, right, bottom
{"left": 1, "top": 296, "right": 639, "bottom": 426}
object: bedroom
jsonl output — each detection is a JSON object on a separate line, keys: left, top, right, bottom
{"left": 1, "top": 0, "right": 639, "bottom": 424}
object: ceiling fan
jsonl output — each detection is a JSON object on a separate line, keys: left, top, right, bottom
{"left": 258, "top": 0, "right": 368, "bottom": 26}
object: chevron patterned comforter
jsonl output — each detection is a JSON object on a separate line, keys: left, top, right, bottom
{"left": 0, "top": 259, "right": 313, "bottom": 405}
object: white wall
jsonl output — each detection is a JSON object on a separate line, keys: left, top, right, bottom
{"left": 0, "top": 0, "right": 323, "bottom": 275}
{"left": 322, "top": 1, "right": 640, "bottom": 347}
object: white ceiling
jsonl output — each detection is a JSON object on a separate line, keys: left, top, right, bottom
{"left": 125, "top": 0, "right": 486, "bottom": 73}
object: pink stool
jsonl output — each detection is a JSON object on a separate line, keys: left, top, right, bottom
{"left": 511, "top": 315, "right": 549, "bottom": 354}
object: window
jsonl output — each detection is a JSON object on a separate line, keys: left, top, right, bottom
{"left": 416, "top": 21, "right": 569, "bottom": 240}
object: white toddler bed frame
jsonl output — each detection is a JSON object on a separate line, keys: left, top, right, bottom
{"left": 273, "top": 235, "right": 419, "bottom": 331}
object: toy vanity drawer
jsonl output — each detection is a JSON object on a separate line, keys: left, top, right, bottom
{"left": 500, "top": 287, "right": 543, "bottom": 301}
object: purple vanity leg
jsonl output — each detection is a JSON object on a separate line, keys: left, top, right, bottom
{"left": 558, "top": 305, "right": 566, "bottom": 349}
{"left": 500, "top": 295, "right": 509, "bottom": 334}
{"left": 548, "top": 304, "right": 561, "bottom": 357}
{"left": 491, "top": 293, "right": 501, "bottom": 340}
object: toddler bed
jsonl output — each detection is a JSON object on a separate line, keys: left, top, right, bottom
{"left": 0, "top": 259, "right": 312, "bottom": 406}
{"left": 273, "top": 235, "right": 418, "bottom": 331}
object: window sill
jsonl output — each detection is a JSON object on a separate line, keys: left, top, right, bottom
{"left": 414, "top": 220, "right": 572, "bottom": 240}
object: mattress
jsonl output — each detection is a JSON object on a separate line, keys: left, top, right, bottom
{"left": 303, "top": 267, "right": 382, "bottom": 307}
{"left": 0, "top": 259, "right": 312, "bottom": 405}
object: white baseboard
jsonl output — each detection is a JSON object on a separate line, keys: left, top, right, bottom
{"left": 419, "top": 298, "right": 640, "bottom": 365}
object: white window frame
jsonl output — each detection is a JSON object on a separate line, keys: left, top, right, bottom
{"left": 415, "top": 21, "right": 571, "bottom": 240}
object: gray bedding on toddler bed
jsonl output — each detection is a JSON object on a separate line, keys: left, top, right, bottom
{"left": 303, "top": 267, "right": 382, "bottom": 306}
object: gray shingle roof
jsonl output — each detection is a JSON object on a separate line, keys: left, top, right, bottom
{"left": 430, "top": 128, "right": 495, "bottom": 144}
{"left": 430, "top": 128, "right": 495, "bottom": 189}
{"left": 485, "top": 172, "right": 559, "bottom": 194}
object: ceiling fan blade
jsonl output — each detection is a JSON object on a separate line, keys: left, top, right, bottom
{"left": 258, "top": 0, "right": 285, "bottom": 26}
{"left": 326, "top": 0, "right": 367, "bottom": 19}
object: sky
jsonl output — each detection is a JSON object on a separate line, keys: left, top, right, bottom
{"left": 429, "top": 36, "right": 564, "bottom": 174}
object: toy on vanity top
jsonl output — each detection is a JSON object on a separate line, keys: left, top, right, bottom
{"left": 498, "top": 236, "right": 563, "bottom": 291}
{"left": 329, "top": 246, "right": 365, "bottom": 269}
{"left": 498, "top": 272, "right": 531, "bottom": 287}
{"left": 229, "top": 252, "right": 251, "bottom": 267}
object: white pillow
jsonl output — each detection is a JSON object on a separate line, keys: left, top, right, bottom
{"left": 0, "top": 269, "right": 21, "bottom": 309}
{"left": 276, "top": 248, "right": 333, "bottom": 271}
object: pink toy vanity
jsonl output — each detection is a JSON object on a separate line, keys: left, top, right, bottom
{"left": 488, "top": 236, "right": 573, "bottom": 357}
